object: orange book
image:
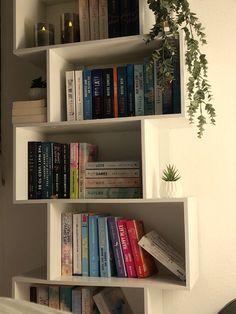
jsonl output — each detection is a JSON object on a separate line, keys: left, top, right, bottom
{"left": 113, "top": 67, "right": 118, "bottom": 118}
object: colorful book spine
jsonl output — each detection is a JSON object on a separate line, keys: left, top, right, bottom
{"left": 82, "top": 213, "right": 89, "bottom": 276}
{"left": 66, "top": 71, "right": 76, "bottom": 121}
{"left": 127, "top": 64, "right": 135, "bottom": 116}
{"left": 72, "top": 287, "right": 82, "bottom": 314}
{"left": 154, "top": 59, "right": 163, "bottom": 115}
{"left": 113, "top": 66, "right": 118, "bottom": 117}
{"left": 70, "top": 143, "right": 79, "bottom": 199}
{"left": 86, "top": 161, "right": 140, "bottom": 169}
{"left": 103, "top": 68, "right": 114, "bottom": 118}
{"left": 42, "top": 142, "right": 53, "bottom": 199}
{"left": 117, "top": 66, "right": 128, "bottom": 117}
{"left": 86, "top": 177, "right": 141, "bottom": 188}
{"left": 134, "top": 64, "right": 144, "bottom": 116}
{"left": 49, "top": 286, "right": 60, "bottom": 309}
{"left": 60, "top": 286, "right": 72, "bottom": 312}
{"left": 73, "top": 213, "right": 82, "bottom": 275}
{"left": 89, "top": 215, "right": 100, "bottom": 277}
{"left": 92, "top": 69, "right": 103, "bottom": 119}
{"left": 108, "top": 0, "right": 120, "bottom": 38}
{"left": 117, "top": 219, "right": 137, "bottom": 277}
{"left": 107, "top": 217, "right": 127, "bottom": 277}
{"left": 173, "top": 38, "right": 181, "bottom": 114}
{"left": 61, "top": 143, "right": 70, "bottom": 198}
{"left": 75, "top": 70, "right": 84, "bottom": 120}
{"left": 61, "top": 212, "right": 73, "bottom": 276}
{"left": 36, "top": 142, "right": 42, "bottom": 199}
{"left": 52, "top": 143, "right": 61, "bottom": 199}
{"left": 37, "top": 286, "right": 49, "bottom": 306}
{"left": 79, "top": 0, "right": 90, "bottom": 41}
{"left": 99, "top": 0, "right": 108, "bottom": 39}
{"left": 83, "top": 69, "right": 93, "bottom": 120}
{"left": 28, "top": 141, "right": 38, "bottom": 199}
{"left": 85, "top": 187, "right": 142, "bottom": 199}
{"left": 85, "top": 168, "right": 140, "bottom": 178}
{"left": 89, "top": 0, "right": 100, "bottom": 40}
{"left": 144, "top": 57, "right": 155, "bottom": 115}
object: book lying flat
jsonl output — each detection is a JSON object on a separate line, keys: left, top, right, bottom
{"left": 12, "top": 114, "right": 47, "bottom": 124}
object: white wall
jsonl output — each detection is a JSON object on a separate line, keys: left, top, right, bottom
{"left": 1, "top": 0, "right": 236, "bottom": 313}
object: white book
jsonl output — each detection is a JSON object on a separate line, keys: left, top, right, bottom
{"left": 79, "top": 0, "right": 90, "bottom": 41}
{"left": 89, "top": 0, "right": 100, "bottom": 40}
{"left": 99, "top": 0, "right": 108, "bottom": 39}
{"left": 138, "top": 230, "right": 186, "bottom": 281}
{"left": 37, "top": 286, "right": 49, "bottom": 306}
{"left": 66, "top": 71, "right": 76, "bottom": 121}
{"left": 86, "top": 161, "right": 140, "bottom": 169}
{"left": 85, "top": 168, "right": 140, "bottom": 178}
{"left": 12, "top": 114, "right": 47, "bottom": 124}
{"left": 12, "top": 106, "right": 47, "bottom": 116}
{"left": 12, "top": 99, "right": 46, "bottom": 109}
{"left": 154, "top": 60, "right": 163, "bottom": 114}
{"left": 75, "top": 70, "right": 84, "bottom": 120}
{"left": 73, "top": 213, "right": 82, "bottom": 275}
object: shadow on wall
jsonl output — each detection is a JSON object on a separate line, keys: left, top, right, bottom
{"left": 219, "top": 299, "right": 236, "bottom": 314}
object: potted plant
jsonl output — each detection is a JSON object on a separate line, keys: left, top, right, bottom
{"left": 160, "top": 164, "right": 182, "bottom": 198}
{"left": 146, "top": 0, "right": 216, "bottom": 138}
{"left": 28, "top": 76, "right": 47, "bottom": 100}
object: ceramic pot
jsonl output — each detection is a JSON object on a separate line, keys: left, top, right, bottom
{"left": 160, "top": 180, "right": 183, "bottom": 198}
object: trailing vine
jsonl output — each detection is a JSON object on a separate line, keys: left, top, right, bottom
{"left": 146, "top": 0, "right": 215, "bottom": 138}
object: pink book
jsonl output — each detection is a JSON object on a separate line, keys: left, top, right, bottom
{"left": 117, "top": 219, "right": 137, "bottom": 278}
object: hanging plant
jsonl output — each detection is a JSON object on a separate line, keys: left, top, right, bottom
{"left": 146, "top": 0, "right": 216, "bottom": 138}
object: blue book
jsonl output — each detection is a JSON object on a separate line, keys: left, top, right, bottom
{"left": 173, "top": 38, "right": 181, "bottom": 114}
{"left": 42, "top": 142, "right": 53, "bottom": 199}
{"left": 126, "top": 64, "right": 135, "bottom": 116}
{"left": 117, "top": 66, "right": 128, "bottom": 117}
{"left": 144, "top": 57, "right": 155, "bottom": 115}
{"left": 72, "top": 287, "right": 82, "bottom": 314}
{"left": 82, "top": 213, "right": 89, "bottom": 276}
{"left": 92, "top": 69, "right": 103, "bottom": 119}
{"left": 60, "top": 286, "right": 73, "bottom": 312}
{"left": 89, "top": 215, "right": 100, "bottom": 277}
{"left": 83, "top": 69, "right": 92, "bottom": 120}
{"left": 98, "top": 216, "right": 116, "bottom": 277}
{"left": 134, "top": 64, "right": 144, "bottom": 116}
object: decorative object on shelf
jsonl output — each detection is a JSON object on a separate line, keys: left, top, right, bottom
{"left": 61, "top": 13, "right": 80, "bottom": 44}
{"left": 28, "top": 77, "right": 47, "bottom": 100}
{"left": 146, "top": 0, "right": 216, "bottom": 138}
{"left": 34, "top": 23, "right": 54, "bottom": 47}
{"left": 160, "top": 164, "right": 182, "bottom": 198}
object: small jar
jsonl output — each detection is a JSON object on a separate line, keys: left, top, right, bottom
{"left": 61, "top": 13, "right": 80, "bottom": 44}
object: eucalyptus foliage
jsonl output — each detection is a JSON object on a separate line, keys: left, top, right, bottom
{"left": 162, "top": 164, "right": 181, "bottom": 181}
{"left": 146, "top": 0, "right": 215, "bottom": 137}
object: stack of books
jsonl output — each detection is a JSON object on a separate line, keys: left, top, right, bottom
{"left": 61, "top": 211, "right": 156, "bottom": 278}
{"left": 85, "top": 161, "right": 142, "bottom": 199}
{"left": 12, "top": 99, "right": 47, "bottom": 124}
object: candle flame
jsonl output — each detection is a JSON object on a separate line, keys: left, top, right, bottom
{"left": 69, "top": 21, "right": 73, "bottom": 27}
{"left": 41, "top": 26, "right": 46, "bottom": 31}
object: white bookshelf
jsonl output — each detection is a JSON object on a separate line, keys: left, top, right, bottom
{"left": 12, "top": 1, "right": 198, "bottom": 313}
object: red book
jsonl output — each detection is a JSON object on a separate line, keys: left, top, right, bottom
{"left": 117, "top": 219, "right": 137, "bottom": 278}
{"left": 113, "top": 67, "right": 118, "bottom": 117}
{"left": 126, "top": 219, "right": 155, "bottom": 278}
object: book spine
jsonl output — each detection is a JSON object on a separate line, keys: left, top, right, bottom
{"left": 117, "top": 219, "right": 137, "bottom": 277}
{"left": 117, "top": 66, "right": 128, "bottom": 117}
{"left": 98, "top": 217, "right": 108, "bottom": 277}
{"left": 37, "top": 286, "right": 49, "bottom": 306}
{"left": 173, "top": 38, "right": 181, "bottom": 114}
{"left": 36, "top": 142, "right": 42, "bottom": 199}
{"left": 85, "top": 168, "right": 140, "bottom": 178}
{"left": 144, "top": 57, "right": 155, "bottom": 115}
{"left": 163, "top": 81, "right": 173, "bottom": 114}
{"left": 66, "top": 71, "right": 76, "bottom": 121}
{"left": 83, "top": 69, "right": 93, "bottom": 120}
{"left": 70, "top": 143, "right": 79, "bottom": 199}
{"left": 127, "top": 64, "right": 135, "bottom": 116}
{"left": 30, "top": 286, "right": 37, "bottom": 303}
{"left": 72, "top": 287, "right": 82, "bottom": 314}
{"left": 99, "top": 0, "right": 108, "bottom": 39}
{"left": 120, "top": 0, "right": 131, "bottom": 36}
{"left": 28, "top": 142, "right": 38, "bottom": 199}
{"left": 86, "top": 161, "right": 140, "bottom": 169}
{"left": 79, "top": 0, "right": 90, "bottom": 41}
{"left": 42, "top": 142, "right": 53, "bottom": 199}
{"left": 82, "top": 288, "right": 92, "bottom": 314}
{"left": 108, "top": 0, "right": 120, "bottom": 38}
{"left": 86, "top": 177, "right": 141, "bottom": 188}
{"left": 82, "top": 213, "right": 89, "bottom": 276}
{"left": 52, "top": 143, "right": 61, "bottom": 199}
{"left": 73, "top": 213, "right": 82, "bottom": 275}
{"left": 92, "top": 69, "right": 103, "bottom": 119}
{"left": 130, "top": 0, "right": 140, "bottom": 35}
{"left": 154, "top": 59, "right": 163, "bottom": 114}
{"left": 61, "top": 143, "right": 70, "bottom": 198}
{"left": 103, "top": 68, "right": 114, "bottom": 118}
{"left": 89, "top": 215, "right": 100, "bottom": 277}
{"left": 113, "top": 66, "right": 118, "bottom": 117}
{"left": 134, "top": 64, "right": 144, "bottom": 116}
{"left": 13, "top": 106, "right": 47, "bottom": 116}
{"left": 61, "top": 212, "right": 73, "bottom": 276}
{"left": 49, "top": 286, "right": 60, "bottom": 309}
{"left": 60, "top": 286, "right": 72, "bottom": 312}
{"left": 89, "top": 0, "right": 100, "bottom": 40}
{"left": 75, "top": 70, "right": 84, "bottom": 120}
{"left": 107, "top": 217, "right": 127, "bottom": 277}
{"left": 85, "top": 187, "right": 142, "bottom": 199}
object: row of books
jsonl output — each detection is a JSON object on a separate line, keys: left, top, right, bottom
{"left": 30, "top": 285, "right": 133, "bottom": 313}
{"left": 62, "top": 211, "right": 156, "bottom": 279}
{"left": 78, "top": 0, "right": 139, "bottom": 41}
{"left": 28, "top": 140, "right": 142, "bottom": 200}
{"left": 66, "top": 56, "right": 181, "bottom": 122}
{"left": 12, "top": 99, "right": 47, "bottom": 124}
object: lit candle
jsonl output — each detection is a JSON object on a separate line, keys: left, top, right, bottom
{"left": 61, "top": 13, "right": 80, "bottom": 44}
{"left": 35, "top": 23, "right": 55, "bottom": 47}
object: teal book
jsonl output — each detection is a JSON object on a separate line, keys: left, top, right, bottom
{"left": 127, "top": 64, "right": 135, "bottom": 116}
{"left": 60, "top": 286, "right": 73, "bottom": 312}
{"left": 82, "top": 213, "right": 89, "bottom": 276}
{"left": 117, "top": 66, "right": 128, "bottom": 117}
{"left": 83, "top": 69, "right": 93, "bottom": 120}
{"left": 134, "top": 64, "right": 144, "bottom": 116}
{"left": 144, "top": 57, "right": 155, "bottom": 115}
{"left": 72, "top": 287, "right": 82, "bottom": 314}
{"left": 89, "top": 214, "right": 100, "bottom": 277}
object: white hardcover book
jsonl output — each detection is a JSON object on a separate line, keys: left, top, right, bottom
{"left": 12, "top": 106, "right": 47, "bottom": 116}
{"left": 66, "top": 71, "right": 76, "bottom": 121}
{"left": 75, "top": 70, "right": 84, "bottom": 120}
{"left": 99, "top": 0, "right": 108, "bottom": 39}
{"left": 89, "top": 0, "right": 100, "bottom": 40}
{"left": 154, "top": 60, "right": 163, "bottom": 114}
{"left": 79, "top": 0, "right": 90, "bottom": 41}
{"left": 86, "top": 161, "right": 140, "bottom": 169}
{"left": 138, "top": 230, "right": 186, "bottom": 281}
{"left": 73, "top": 213, "right": 82, "bottom": 275}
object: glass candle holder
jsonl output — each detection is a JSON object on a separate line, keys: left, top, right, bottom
{"left": 61, "top": 13, "right": 80, "bottom": 44}
{"left": 35, "top": 23, "right": 55, "bottom": 47}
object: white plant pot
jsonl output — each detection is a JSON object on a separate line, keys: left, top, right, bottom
{"left": 160, "top": 181, "right": 183, "bottom": 198}
{"left": 28, "top": 88, "right": 47, "bottom": 100}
